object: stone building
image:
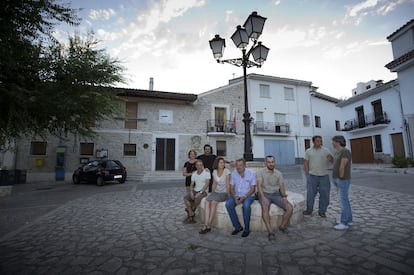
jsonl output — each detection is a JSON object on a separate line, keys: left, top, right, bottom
{"left": 2, "top": 73, "right": 342, "bottom": 181}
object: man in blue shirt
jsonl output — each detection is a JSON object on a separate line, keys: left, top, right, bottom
{"left": 225, "top": 158, "right": 256, "bottom": 237}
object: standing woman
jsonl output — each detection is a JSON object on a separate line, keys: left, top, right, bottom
{"left": 199, "top": 157, "right": 230, "bottom": 234}
{"left": 183, "top": 150, "right": 197, "bottom": 192}
{"left": 332, "top": 135, "right": 353, "bottom": 230}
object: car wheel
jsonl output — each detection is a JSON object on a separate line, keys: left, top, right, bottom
{"left": 119, "top": 173, "right": 126, "bottom": 184}
{"left": 73, "top": 174, "right": 80, "bottom": 184}
{"left": 96, "top": 176, "right": 104, "bottom": 186}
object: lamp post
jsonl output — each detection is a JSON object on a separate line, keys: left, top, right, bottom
{"left": 209, "top": 11, "right": 269, "bottom": 161}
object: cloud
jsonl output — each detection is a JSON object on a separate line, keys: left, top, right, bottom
{"left": 89, "top": 9, "right": 116, "bottom": 20}
{"left": 274, "top": 0, "right": 282, "bottom": 5}
{"left": 323, "top": 39, "right": 387, "bottom": 60}
{"left": 344, "top": 0, "right": 410, "bottom": 25}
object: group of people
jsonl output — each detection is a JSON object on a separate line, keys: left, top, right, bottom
{"left": 182, "top": 136, "right": 353, "bottom": 240}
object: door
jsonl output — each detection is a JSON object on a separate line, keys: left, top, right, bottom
{"left": 391, "top": 133, "right": 405, "bottom": 158}
{"left": 350, "top": 137, "right": 374, "bottom": 163}
{"left": 155, "top": 138, "right": 175, "bottom": 170}
{"left": 264, "top": 139, "right": 295, "bottom": 165}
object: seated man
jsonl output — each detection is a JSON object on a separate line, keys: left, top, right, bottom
{"left": 257, "top": 155, "right": 293, "bottom": 241}
{"left": 225, "top": 158, "right": 256, "bottom": 237}
{"left": 183, "top": 159, "right": 210, "bottom": 223}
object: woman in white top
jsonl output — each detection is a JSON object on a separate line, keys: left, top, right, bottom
{"left": 199, "top": 157, "right": 230, "bottom": 234}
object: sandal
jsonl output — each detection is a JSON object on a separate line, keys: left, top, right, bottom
{"left": 279, "top": 226, "right": 289, "bottom": 234}
{"left": 199, "top": 225, "right": 211, "bottom": 234}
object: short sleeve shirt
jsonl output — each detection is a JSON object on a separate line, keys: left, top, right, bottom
{"left": 332, "top": 148, "right": 352, "bottom": 179}
{"left": 191, "top": 170, "right": 211, "bottom": 192}
{"left": 257, "top": 168, "right": 284, "bottom": 193}
{"left": 230, "top": 168, "right": 256, "bottom": 197}
{"left": 213, "top": 168, "right": 230, "bottom": 193}
{"left": 304, "top": 146, "right": 332, "bottom": 176}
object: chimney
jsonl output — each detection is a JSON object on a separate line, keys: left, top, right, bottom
{"left": 149, "top": 77, "right": 154, "bottom": 91}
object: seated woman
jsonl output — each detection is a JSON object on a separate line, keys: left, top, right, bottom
{"left": 199, "top": 157, "right": 230, "bottom": 233}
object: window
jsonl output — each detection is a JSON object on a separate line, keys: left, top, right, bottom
{"left": 335, "top": 120, "right": 341, "bottom": 131}
{"left": 125, "top": 102, "right": 138, "bottom": 129}
{"left": 374, "top": 135, "right": 383, "bottom": 152}
{"left": 315, "top": 116, "right": 321, "bottom": 128}
{"left": 124, "top": 144, "right": 137, "bottom": 156}
{"left": 30, "top": 141, "right": 47, "bottom": 155}
{"left": 255, "top": 112, "right": 264, "bottom": 129}
{"left": 303, "top": 115, "right": 310, "bottom": 127}
{"left": 372, "top": 99, "right": 383, "bottom": 123}
{"left": 259, "top": 84, "right": 270, "bottom": 98}
{"left": 356, "top": 106, "right": 365, "bottom": 128}
{"left": 284, "top": 87, "right": 294, "bottom": 101}
{"left": 304, "top": 139, "right": 311, "bottom": 150}
{"left": 216, "top": 140, "right": 226, "bottom": 156}
{"left": 274, "top": 113, "right": 286, "bottom": 123}
{"left": 80, "top": 143, "right": 94, "bottom": 155}
{"left": 214, "top": 107, "right": 226, "bottom": 130}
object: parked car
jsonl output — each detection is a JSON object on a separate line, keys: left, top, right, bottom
{"left": 72, "top": 159, "right": 127, "bottom": 186}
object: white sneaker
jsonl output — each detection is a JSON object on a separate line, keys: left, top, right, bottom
{"left": 334, "top": 223, "right": 349, "bottom": 230}
{"left": 348, "top": 222, "right": 353, "bottom": 226}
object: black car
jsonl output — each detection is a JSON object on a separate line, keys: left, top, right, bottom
{"left": 72, "top": 159, "right": 127, "bottom": 186}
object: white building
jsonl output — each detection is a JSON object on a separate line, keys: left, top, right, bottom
{"left": 385, "top": 18, "right": 414, "bottom": 158}
{"left": 338, "top": 79, "right": 407, "bottom": 163}
{"left": 199, "top": 74, "right": 341, "bottom": 165}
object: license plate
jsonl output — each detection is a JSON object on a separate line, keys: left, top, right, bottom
{"left": 114, "top": 175, "right": 122, "bottom": 179}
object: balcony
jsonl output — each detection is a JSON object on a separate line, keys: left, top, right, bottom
{"left": 206, "top": 120, "right": 237, "bottom": 137}
{"left": 254, "top": 121, "right": 290, "bottom": 136}
{"left": 342, "top": 112, "right": 390, "bottom": 132}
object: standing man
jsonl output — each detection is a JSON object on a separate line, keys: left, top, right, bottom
{"left": 225, "top": 159, "right": 256, "bottom": 237}
{"left": 183, "top": 160, "right": 210, "bottom": 224}
{"left": 197, "top": 144, "right": 217, "bottom": 192}
{"left": 332, "top": 135, "right": 353, "bottom": 230}
{"left": 303, "top": 135, "right": 334, "bottom": 218}
{"left": 257, "top": 156, "right": 293, "bottom": 240}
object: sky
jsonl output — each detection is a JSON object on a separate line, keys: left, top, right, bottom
{"left": 57, "top": 0, "right": 414, "bottom": 99}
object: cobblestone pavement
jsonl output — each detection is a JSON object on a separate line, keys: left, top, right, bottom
{"left": 0, "top": 167, "right": 413, "bottom": 274}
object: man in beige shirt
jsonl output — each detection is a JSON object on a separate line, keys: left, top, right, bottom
{"left": 303, "top": 135, "right": 333, "bottom": 218}
{"left": 257, "top": 156, "right": 293, "bottom": 241}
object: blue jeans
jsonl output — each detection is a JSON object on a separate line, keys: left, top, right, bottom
{"left": 333, "top": 178, "right": 352, "bottom": 225}
{"left": 306, "top": 174, "right": 331, "bottom": 214}
{"left": 225, "top": 195, "right": 255, "bottom": 232}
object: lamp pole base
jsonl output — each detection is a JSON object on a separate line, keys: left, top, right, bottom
{"left": 243, "top": 153, "right": 253, "bottom": 161}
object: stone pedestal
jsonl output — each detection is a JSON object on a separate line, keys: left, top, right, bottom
{"left": 197, "top": 191, "right": 305, "bottom": 232}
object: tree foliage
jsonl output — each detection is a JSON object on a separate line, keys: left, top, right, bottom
{"left": 0, "top": 0, "right": 125, "bottom": 143}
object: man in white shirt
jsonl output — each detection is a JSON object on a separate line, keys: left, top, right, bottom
{"left": 183, "top": 159, "right": 210, "bottom": 223}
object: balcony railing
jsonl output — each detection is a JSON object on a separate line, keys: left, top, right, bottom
{"left": 342, "top": 112, "right": 390, "bottom": 131}
{"left": 253, "top": 121, "right": 290, "bottom": 135}
{"left": 207, "top": 120, "right": 237, "bottom": 134}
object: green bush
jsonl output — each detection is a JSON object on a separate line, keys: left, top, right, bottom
{"left": 392, "top": 156, "right": 410, "bottom": 168}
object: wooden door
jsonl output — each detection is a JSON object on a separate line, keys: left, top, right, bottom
{"left": 350, "top": 137, "right": 374, "bottom": 163}
{"left": 155, "top": 138, "right": 175, "bottom": 170}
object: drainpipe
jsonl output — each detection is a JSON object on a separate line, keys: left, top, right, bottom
{"left": 391, "top": 82, "right": 413, "bottom": 158}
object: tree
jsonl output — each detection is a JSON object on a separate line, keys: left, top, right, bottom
{"left": 0, "top": 0, "right": 125, "bottom": 143}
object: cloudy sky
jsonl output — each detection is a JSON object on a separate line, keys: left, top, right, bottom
{"left": 58, "top": 0, "right": 414, "bottom": 99}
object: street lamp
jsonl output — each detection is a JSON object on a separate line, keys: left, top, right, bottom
{"left": 209, "top": 11, "right": 269, "bottom": 161}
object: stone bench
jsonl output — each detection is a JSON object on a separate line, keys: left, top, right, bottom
{"left": 197, "top": 191, "right": 305, "bottom": 232}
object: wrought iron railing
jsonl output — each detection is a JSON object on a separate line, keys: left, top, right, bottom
{"left": 206, "top": 120, "right": 236, "bottom": 133}
{"left": 253, "top": 121, "right": 290, "bottom": 134}
{"left": 342, "top": 112, "right": 390, "bottom": 131}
